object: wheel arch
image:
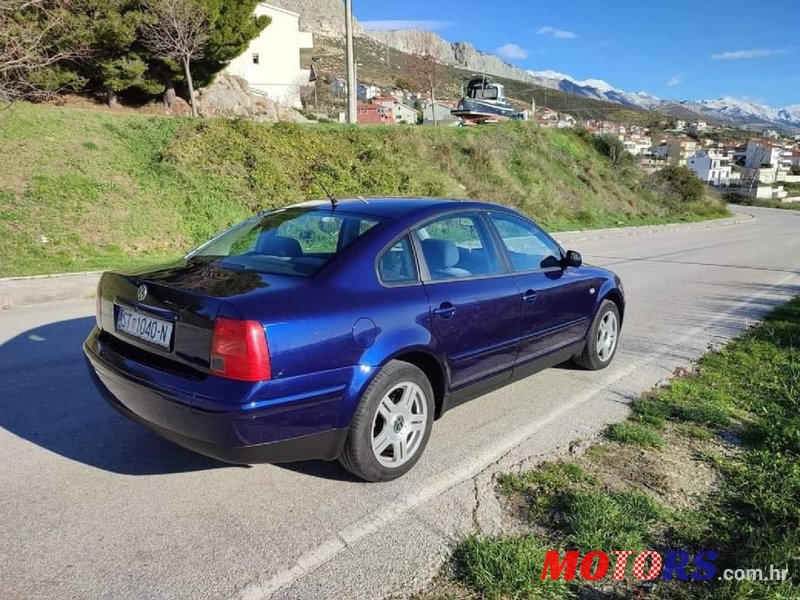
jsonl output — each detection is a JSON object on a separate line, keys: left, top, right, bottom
{"left": 390, "top": 349, "right": 449, "bottom": 419}
{"left": 599, "top": 287, "right": 625, "bottom": 324}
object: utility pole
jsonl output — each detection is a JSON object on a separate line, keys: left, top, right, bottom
{"left": 344, "top": 0, "right": 357, "bottom": 124}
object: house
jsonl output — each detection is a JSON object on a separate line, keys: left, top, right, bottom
{"left": 658, "top": 137, "right": 698, "bottom": 166}
{"left": 374, "top": 97, "right": 418, "bottom": 125}
{"left": 688, "top": 120, "right": 709, "bottom": 135}
{"left": 422, "top": 102, "right": 460, "bottom": 126}
{"left": 357, "top": 83, "right": 380, "bottom": 101}
{"left": 224, "top": 3, "right": 313, "bottom": 108}
{"left": 686, "top": 150, "right": 732, "bottom": 186}
{"left": 330, "top": 77, "right": 347, "bottom": 96}
{"left": 357, "top": 102, "right": 394, "bottom": 125}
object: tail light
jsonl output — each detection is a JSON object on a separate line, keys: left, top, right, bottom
{"left": 210, "top": 318, "right": 271, "bottom": 382}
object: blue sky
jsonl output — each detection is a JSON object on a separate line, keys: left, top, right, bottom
{"left": 357, "top": 0, "right": 799, "bottom": 107}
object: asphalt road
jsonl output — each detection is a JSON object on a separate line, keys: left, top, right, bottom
{"left": 2, "top": 205, "right": 798, "bottom": 600}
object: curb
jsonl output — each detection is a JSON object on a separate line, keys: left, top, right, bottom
{"left": 552, "top": 209, "right": 755, "bottom": 245}
{"left": 0, "top": 210, "right": 756, "bottom": 311}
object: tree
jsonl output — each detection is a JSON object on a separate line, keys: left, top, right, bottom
{"left": 141, "top": 0, "right": 208, "bottom": 117}
{"left": 0, "top": 0, "right": 86, "bottom": 102}
{"left": 403, "top": 30, "right": 443, "bottom": 126}
{"left": 593, "top": 133, "right": 631, "bottom": 169}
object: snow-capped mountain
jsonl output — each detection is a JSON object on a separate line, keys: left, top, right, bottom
{"left": 528, "top": 70, "right": 663, "bottom": 109}
{"left": 527, "top": 70, "right": 800, "bottom": 131}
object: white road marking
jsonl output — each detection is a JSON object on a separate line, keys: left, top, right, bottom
{"left": 237, "top": 271, "right": 798, "bottom": 600}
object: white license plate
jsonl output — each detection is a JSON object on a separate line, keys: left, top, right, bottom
{"left": 116, "top": 307, "right": 173, "bottom": 348}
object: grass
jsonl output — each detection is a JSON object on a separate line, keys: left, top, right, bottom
{"left": 0, "top": 102, "right": 727, "bottom": 277}
{"left": 605, "top": 421, "right": 665, "bottom": 448}
{"left": 421, "top": 297, "right": 800, "bottom": 599}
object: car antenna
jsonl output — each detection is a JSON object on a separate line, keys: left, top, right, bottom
{"left": 318, "top": 180, "right": 338, "bottom": 208}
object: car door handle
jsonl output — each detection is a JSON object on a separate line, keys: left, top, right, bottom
{"left": 433, "top": 302, "right": 457, "bottom": 319}
{"left": 522, "top": 290, "right": 538, "bottom": 304}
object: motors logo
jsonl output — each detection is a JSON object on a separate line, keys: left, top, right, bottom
{"left": 541, "top": 550, "right": 718, "bottom": 582}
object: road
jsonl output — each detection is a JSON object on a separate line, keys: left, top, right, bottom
{"left": 1, "top": 205, "right": 798, "bottom": 600}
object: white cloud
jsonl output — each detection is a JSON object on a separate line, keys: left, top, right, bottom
{"left": 711, "top": 48, "right": 790, "bottom": 60}
{"left": 361, "top": 19, "right": 453, "bottom": 32}
{"left": 496, "top": 43, "right": 527, "bottom": 60}
{"left": 536, "top": 26, "right": 578, "bottom": 40}
{"left": 666, "top": 74, "right": 683, "bottom": 87}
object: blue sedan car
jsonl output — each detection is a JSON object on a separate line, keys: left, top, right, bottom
{"left": 84, "top": 198, "right": 624, "bottom": 481}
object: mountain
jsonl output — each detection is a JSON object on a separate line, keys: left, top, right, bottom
{"left": 527, "top": 70, "right": 800, "bottom": 131}
{"left": 268, "top": 0, "right": 364, "bottom": 36}
{"left": 367, "top": 29, "right": 536, "bottom": 84}
{"left": 528, "top": 70, "right": 662, "bottom": 109}
{"left": 268, "top": 1, "right": 799, "bottom": 131}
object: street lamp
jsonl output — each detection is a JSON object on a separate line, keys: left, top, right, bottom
{"left": 344, "top": 0, "right": 357, "bottom": 124}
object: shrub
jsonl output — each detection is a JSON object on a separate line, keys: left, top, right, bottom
{"left": 592, "top": 133, "right": 632, "bottom": 168}
{"left": 645, "top": 165, "right": 706, "bottom": 207}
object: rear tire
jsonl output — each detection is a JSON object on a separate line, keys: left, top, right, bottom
{"left": 574, "top": 299, "right": 620, "bottom": 371}
{"left": 339, "top": 360, "right": 434, "bottom": 482}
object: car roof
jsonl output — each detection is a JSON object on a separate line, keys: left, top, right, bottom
{"left": 289, "top": 197, "right": 507, "bottom": 219}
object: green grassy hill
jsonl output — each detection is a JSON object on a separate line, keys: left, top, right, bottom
{"left": 0, "top": 103, "right": 725, "bottom": 277}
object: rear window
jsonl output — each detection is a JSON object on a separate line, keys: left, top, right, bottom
{"left": 189, "top": 208, "right": 381, "bottom": 277}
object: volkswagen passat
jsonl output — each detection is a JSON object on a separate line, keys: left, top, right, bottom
{"left": 84, "top": 198, "right": 624, "bottom": 481}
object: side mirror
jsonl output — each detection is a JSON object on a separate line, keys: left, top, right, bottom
{"left": 565, "top": 250, "right": 583, "bottom": 268}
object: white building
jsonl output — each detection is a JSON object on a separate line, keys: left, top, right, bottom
{"left": 357, "top": 83, "right": 380, "bottom": 101}
{"left": 745, "top": 140, "right": 783, "bottom": 169}
{"left": 224, "top": 3, "right": 313, "bottom": 108}
{"left": 375, "top": 98, "right": 418, "bottom": 125}
{"left": 422, "top": 102, "right": 460, "bottom": 126}
{"left": 687, "top": 150, "right": 732, "bottom": 186}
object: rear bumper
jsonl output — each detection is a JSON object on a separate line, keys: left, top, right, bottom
{"left": 84, "top": 330, "right": 348, "bottom": 464}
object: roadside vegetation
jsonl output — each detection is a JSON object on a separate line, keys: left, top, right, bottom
{"left": 0, "top": 103, "right": 726, "bottom": 277}
{"left": 419, "top": 297, "right": 800, "bottom": 599}
{"left": 724, "top": 190, "right": 800, "bottom": 212}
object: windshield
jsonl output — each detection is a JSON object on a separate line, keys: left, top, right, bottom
{"left": 189, "top": 208, "right": 381, "bottom": 277}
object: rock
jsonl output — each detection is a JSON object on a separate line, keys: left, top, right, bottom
{"left": 267, "top": 0, "right": 363, "bottom": 36}
{"left": 196, "top": 73, "right": 297, "bottom": 122}
{"left": 367, "top": 30, "right": 536, "bottom": 84}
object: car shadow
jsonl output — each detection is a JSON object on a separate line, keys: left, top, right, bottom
{"left": 0, "top": 316, "right": 354, "bottom": 479}
{"left": 0, "top": 317, "right": 231, "bottom": 475}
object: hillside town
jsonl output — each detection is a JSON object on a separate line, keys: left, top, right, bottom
{"left": 223, "top": 2, "right": 800, "bottom": 204}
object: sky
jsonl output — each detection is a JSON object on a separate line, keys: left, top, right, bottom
{"left": 356, "top": 0, "right": 800, "bottom": 108}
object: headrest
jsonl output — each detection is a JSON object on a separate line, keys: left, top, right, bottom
{"left": 422, "top": 238, "right": 459, "bottom": 269}
{"left": 256, "top": 235, "right": 302, "bottom": 258}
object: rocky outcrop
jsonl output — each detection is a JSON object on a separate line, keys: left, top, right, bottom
{"left": 367, "top": 30, "right": 535, "bottom": 83}
{"left": 267, "top": 0, "right": 363, "bottom": 36}
{"left": 197, "top": 74, "right": 301, "bottom": 122}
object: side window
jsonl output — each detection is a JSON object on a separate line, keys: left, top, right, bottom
{"left": 489, "top": 213, "right": 562, "bottom": 272}
{"left": 378, "top": 236, "right": 418, "bottom": 284}
{"left": 415, "top": 213, "right": 500, "bottom": 280}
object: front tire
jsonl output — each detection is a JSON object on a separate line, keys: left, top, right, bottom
{"left": 339, "top": 360, "right": 434, "bottom": 482}
{"left": 574, "top": 299, "right": 620, "bottom": 371}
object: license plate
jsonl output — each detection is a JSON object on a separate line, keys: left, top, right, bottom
{"left": 115, "top": 307, "right": 173, "bottom": 348}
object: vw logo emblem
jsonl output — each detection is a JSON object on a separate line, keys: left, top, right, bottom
{"left": 137, "top": 285, "right": 148, "bottom": 302}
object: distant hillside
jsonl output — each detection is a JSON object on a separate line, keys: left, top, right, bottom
{"left": 367, "top": 29, "right": 535, "bottom": 84}
{"left": 0, "top": 103, "right": 724, "bottom": 276}
{"left": 314, "top": 36, "right": 657, "bottom": 125}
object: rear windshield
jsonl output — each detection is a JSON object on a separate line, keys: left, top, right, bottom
{"left": 189, "top": 208, "right": 381, "bottom": 277}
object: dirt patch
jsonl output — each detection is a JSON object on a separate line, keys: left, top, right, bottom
{"left": 583, "top": 426, "right": 720, "bottom": 511}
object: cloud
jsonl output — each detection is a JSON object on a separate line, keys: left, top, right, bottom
{"left": 536, "top": 26, "right": 578, "bottom": 40}
{"left": 666, "top": 74, "right": 683, "bottom": 87}
{"left": 710, "top": 48, "right": 790, "bottom": 60}
{"left": 361, "top": 19, "right": 453, "bottom": 32}
{"left": 496, "top": 43, "right": 527, "bottom": 60}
